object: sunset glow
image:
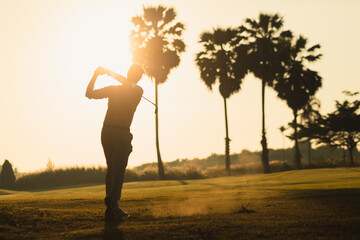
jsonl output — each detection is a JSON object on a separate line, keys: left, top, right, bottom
{"left": 0, "top": 0, "right": 359, "bottom": 172}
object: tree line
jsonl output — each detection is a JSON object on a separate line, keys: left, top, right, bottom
{"left": 294, "top": 91, "right": 360, "bottom": 166}
{"left": 2, "top": 144, "right": 357, "bottom": 190}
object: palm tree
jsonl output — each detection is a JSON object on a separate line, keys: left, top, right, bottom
{"left": 195, "top": 28, "right": 247, "bottom": 174}
{"left": 130, "top": 5, "right": 186, "bottom": 179}
{"left": 275, "top": 35, "right": 322, "bottom": 169}
{"left": 299, "top": 97, "right": 321, "bottom": 165}
{"left": 239, "top": 13, "right": 292, "bottom": 173}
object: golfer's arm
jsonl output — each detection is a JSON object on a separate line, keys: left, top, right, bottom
{"left": 104, "top": 68, "right": 127, "bottom": 84}
{"left": 85, "top": 72, "right": 98, "bottom": 99}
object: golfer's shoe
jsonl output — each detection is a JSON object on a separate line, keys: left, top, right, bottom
{"left": 104, "top": 197, "right": 130, "bottom": 220}
{"left": 113, "top": 208, "right": 130, "bottom": 218}
{"left": 105, "top": 207, "right": 130, "bottom": 221}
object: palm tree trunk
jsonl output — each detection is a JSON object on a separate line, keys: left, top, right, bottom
{"left": 155, "top": 82, "right": 165, "bottom": 179}
{"left": 282, "top": 133, "right": 285, "bottom": 162}
{"left": 342, "top": 147, "right": 346, "bottom": 164}
{"left": 347, "top": 134, "right": 356, "bottom": 166}
{"left": 261, "top": 80, "right": 270, "bottom": 173}
{"left": 223, "top": 97, "right": 231, "bottom": 175}
{"left": 307, "top": 139, "right": 312, "bottom": 165}
{"left": 349, "top": 147, "right": 354, "bottom": 166}
{"left": 348, "top": 137, "right": 355, "bottom": 166}
{"left": 293, "top": 110, "right": 302, "bottom": 169}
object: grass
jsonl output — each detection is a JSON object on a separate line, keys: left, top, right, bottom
{"left": 1, "top": 167, "right": 360, "bottom": 239}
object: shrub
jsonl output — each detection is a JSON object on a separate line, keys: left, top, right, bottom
{"left": 14, "top": 166, "right": 107, "bottom": 190}
{"left": 0, "top": 160, "right": 16, "bottom": 189}
{"left": 12, "top": 155, "right": 360, "bottom": 191}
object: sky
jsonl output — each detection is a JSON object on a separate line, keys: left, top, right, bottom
{"left": 0, "top": 0, "right": 359, "bottom": 172}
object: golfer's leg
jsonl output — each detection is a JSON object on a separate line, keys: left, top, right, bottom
{"left": 101, "top": 127, "right": 116, "bottom": 204}
{"left": 104, "top": 146, "right": 115, "bottom": 199}
{"left": 111, "top": 150, "right": 130, "bottom": 201}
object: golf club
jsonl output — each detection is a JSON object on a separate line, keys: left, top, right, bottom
{"left": 142, "top": 96, "right": 156, "bottom": 107}
{"left": 142, "top": 95, "right": 157, "bottom": 113}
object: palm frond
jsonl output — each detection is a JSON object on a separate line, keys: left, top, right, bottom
{"left": 219, "top": 77, "right": 241, "bottom": 98}
{"left": 258, "top": 13, "right": 271, "bottom": 33}
{"left": 270, "top": 13, "right": 283, "bottom": 29}
{"left": 162, "top": 8, "right": 176, "bottom": 25}
{"left": 131, "top": 16, "right": 143, "bottom": 26}
{"left": 294, "top": 35, "right": 307, "bottom": 54}
{"left": 280, "top": 30, "right": 293, "bottom": 39}
{"left": 143, "top": 5, "right": 163, "bottom": 24}
{"left": 172, "top": 39, "right": 186, "bottom": 52}
{"left": 163, "top": 50, "right": 180, "bottom": 71}
{"left": 199, "top": 32, "right": 213, "bottom": 43}
{"left": 163, "top": 22, "right": 185, "bottom": 36}
{"left": 307, "top": 44, "right": 321, "bottom": 52}
{"left": 305, "top": 54, "right": 322, "bottom": 62}
{"left": 245, "top": 18, "right": 259, "bottom": 30}
{"left": 204, "top": 43, "right": 215, "bottom": 51}
{"left": 213, "top": 28, "right": 236, "bottom": 45}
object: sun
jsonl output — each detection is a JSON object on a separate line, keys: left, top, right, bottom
{"left": 59, "top": 2, "right": 145, "bottom": 89}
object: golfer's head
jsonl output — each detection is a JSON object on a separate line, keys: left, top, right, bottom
{"left": 127, "top": 64, "right": 144, "bottom": 84}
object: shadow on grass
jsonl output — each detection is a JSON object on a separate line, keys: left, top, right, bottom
{"left": 0, "top": 190, "right": 12, "bottom": 195}
{"left": 177, "top": 180, "right": 188, "bottom": 185}
{"left": 102, "top": 220, "right": 124, "bottom": 240}
{"left": 70, "top": 220, "right": 125, "bottom": 240}
{"left": 288, "top": 188, "right": 360, "bottom": 200}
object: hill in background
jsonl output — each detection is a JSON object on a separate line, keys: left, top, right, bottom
{"left": 135, "top": 143, "right": 360, "bottom": 171}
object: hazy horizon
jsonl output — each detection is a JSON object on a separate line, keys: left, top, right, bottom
{"left": 0, "top": 0, "right": 359, "bottom": 172}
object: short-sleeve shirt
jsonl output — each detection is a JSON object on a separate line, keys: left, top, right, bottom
{"left": 93, "top": 84, "right": 143, "bottom": 128}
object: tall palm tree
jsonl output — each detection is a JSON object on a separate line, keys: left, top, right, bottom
{"left": 239, "top": 13, "right": 292, "bottom": 173}
{"left": 195, "top": 28, "right": 247, "bottom": 174}
{"left": 299, "top": 97, "right": 321, "bottom": 165}
{"left": 275, "top": 35, "right": 322, "bottom": 169}
{"left": 130, "top": 5, "right": 186, "bottom": 179}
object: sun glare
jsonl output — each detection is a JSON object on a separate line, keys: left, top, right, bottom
{"left": 62, "top": 3, "right": 158, "bottom": 98}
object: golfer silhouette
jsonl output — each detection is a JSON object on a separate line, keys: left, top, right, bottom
{"left": 86, "top": 64, "right": 144, "bottom": 221}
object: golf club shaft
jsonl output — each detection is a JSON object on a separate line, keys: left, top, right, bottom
{"left": 142, "top": 96, "right": 156, "bottom": 107}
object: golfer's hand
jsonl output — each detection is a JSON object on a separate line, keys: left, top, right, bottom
{"left": 95, "top": 66, "right": 105, "bottom": 76}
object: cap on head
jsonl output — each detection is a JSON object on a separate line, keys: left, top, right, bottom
{"left": 127, "top": 64, "right": 144, "bottom": 83}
